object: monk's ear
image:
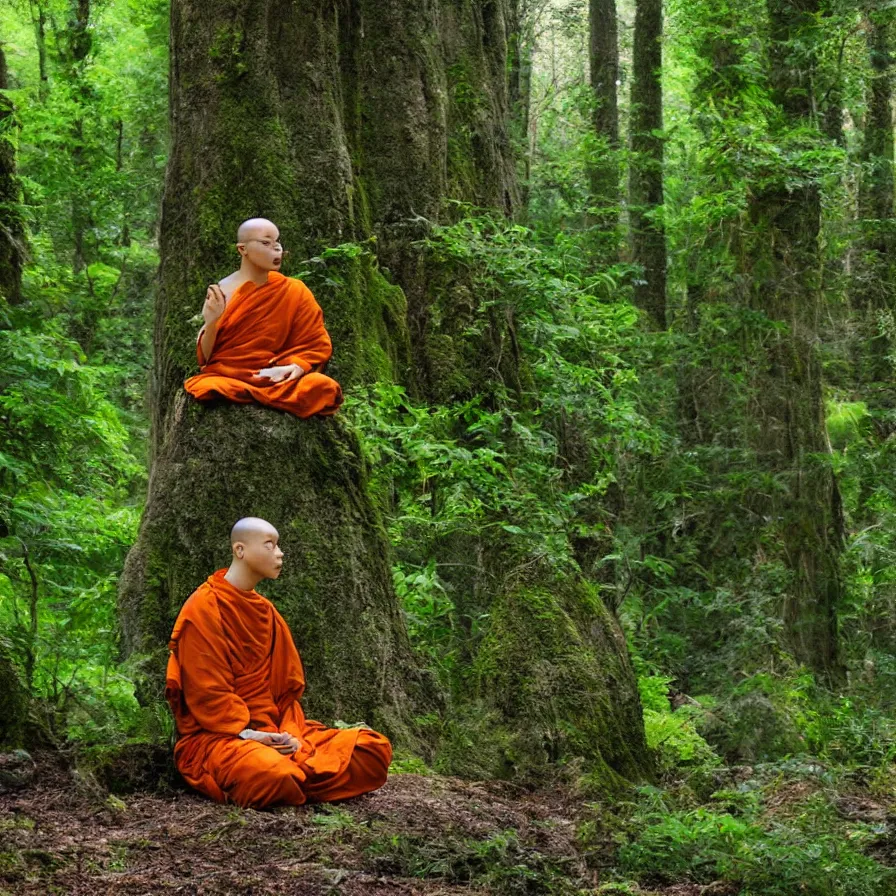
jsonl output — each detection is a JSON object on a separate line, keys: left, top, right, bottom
{"left": 233, "top": 540, "right": 245, "bottom": 559}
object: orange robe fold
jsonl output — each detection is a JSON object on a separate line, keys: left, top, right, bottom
{"left": 184, "top": 272, "right": 343, "bottom": 418}
{"left": 166, "top": 571, "right": 392, "bottom": 808}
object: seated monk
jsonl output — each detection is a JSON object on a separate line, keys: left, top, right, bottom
{"left": 184, "top": 218, "right": 342, "bottom": 418}
{"left": 165, "top": 517, "right": 392, "bottom": 808}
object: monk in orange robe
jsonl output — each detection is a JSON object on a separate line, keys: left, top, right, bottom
{"left": 184, "top": 218, "right": 342, "bottom": 418}
{"left": 165, "top": 517, "right": 392, "bottom": 808}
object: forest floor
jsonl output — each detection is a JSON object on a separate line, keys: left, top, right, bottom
{"left": 0, "top": 752, "right": 893, "bottom": 895}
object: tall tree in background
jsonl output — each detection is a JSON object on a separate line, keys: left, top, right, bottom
{"left": 588, "top": 0, "right": 620, "bottom": 247}
{"left": 0, "top": 43, "right": 25, "bottom": 305}
{"left": 854, "top": 5, "right": 895, "bottom": 384}
{"left": 630, "top": 0, "right": 666, "bottom": 327}
{"left": 746, "top": 0, "right": 843, "bottom": 675}
{"left": 119, "top": 0, "right": 649, "bottom": 780}
{"left": 59, "top": 0, "right": 95, "bottom": 273}
{"left": 509, "top": 0, "right": 537, "bottom": 209}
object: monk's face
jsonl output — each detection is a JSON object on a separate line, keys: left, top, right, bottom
{"left": 238, "top": 525, "right": 285, "bottom": 580}
{"left": 237, "top": 222, "right": 283, "bottom": 273}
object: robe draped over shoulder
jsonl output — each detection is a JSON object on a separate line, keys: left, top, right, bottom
{"left": 183, "top": 272, "right": 342, "bottom": 418}
{"left": 166, "top": 571, "right": 391, "bottom": 808}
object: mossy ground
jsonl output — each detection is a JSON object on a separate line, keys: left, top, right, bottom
{"left": 2, "top": 752, "right": 894, "bottom": 895}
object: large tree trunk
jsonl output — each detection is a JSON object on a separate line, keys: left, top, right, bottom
{"left": 853, "top": 8, "right": 896, "bottom": 384}
{"left": 121, "top": 0, "right": 649, "bottom": 778}
{"left": 588, "top": 0, "right": 620, "bottom": 246}
{"left": 629, "top": 0, "right": 666, "bottom": 327}
{"left": 747, "top": 0, "right": 843, "bottom": 676}
{"left": 0, "top": 44, "right": 25, "bottom": 306}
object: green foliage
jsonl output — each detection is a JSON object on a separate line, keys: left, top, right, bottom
{"left": 0, "top": 310, "right": 144, "bottom": 742}
{"left": 366, "top": 827, "right": 579, "bottom": 895}
{"left": 0, "top": 0, "right": 166, "bottom": 745}
{"left": 620, "top": 805, "right": 890, "bottom": 894}
{"left": 638, "top": 674, "right": 720, "bottom": 778}
{"left": 617, "top": 782, "right": 894, "bottom": 896}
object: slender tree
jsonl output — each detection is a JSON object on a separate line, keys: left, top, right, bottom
{"left": 854, "top": 6, "right": 896, "bottom": 383}
{"left": 588, "top": 0, "right": 620, "bottom": 242}
{"left": 0, "top": 43, "right": 25, "bottom": 305}
{"left": 630, "top": 0, "right": 666, "bottom": 327}
{"left": 60, "top": 0, "right": 95, "bottom": 273}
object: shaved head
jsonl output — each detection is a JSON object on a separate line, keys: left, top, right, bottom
{"left": 230, "top": 516, "right": 279, "bottom": 545}
{"left": 237, "top": 218, "right": 278, "bottom": 243}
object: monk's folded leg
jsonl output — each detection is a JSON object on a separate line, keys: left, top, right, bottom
{"left": 303, "top": 730, "right": 393, "bottom": 803}
{"left": 184, "top": 373, "right": 256, "bottom": 404}
{"left": 273, "top": 372, "right": 343, "bottom": 418}
{"left": 205, "top": 738, "right": 309, "bottom": 809}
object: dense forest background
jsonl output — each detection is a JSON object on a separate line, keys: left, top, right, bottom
{"left": 4, "top": 0, "right": 896, "bottom": 892}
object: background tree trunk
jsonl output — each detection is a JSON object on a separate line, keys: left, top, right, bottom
{"left": 854, "top": 8, "right": 895, "bottom": 384}
{"left": 0, "top": 44, "right": 25, "bottom": 306}
{"left": 588, "top": 0, "right": 620, "bottom": 246}
{"left": 747, "top": 0, "right": 843, "bottom": 676}
{"left": 630, "top": 0, "right": 666, "bottom": 327}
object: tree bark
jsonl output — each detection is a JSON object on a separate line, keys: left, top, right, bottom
{"left": 630, "top": 0, "right": 666, "bottom": 327}
{"left": 63, "top": 0, "right": 94, "bottom": 274}
{"left": 748, "top": 0, "right": 843, "bottom": 676}
{"left": 0, "top": 44, "right": 25, "bottom": 306}
{"left": 508, "top": 4, "right": 534, "bottom": 211}
{"left": 28, "top": 0, "right": 50, "bottom": 101}
{"left": 588, "top": 0, "right": 620, "bottom": 242}
{"left": 853, "top": 8, "right": 895, "bottom": 383}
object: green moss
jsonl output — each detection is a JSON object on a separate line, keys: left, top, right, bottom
{"left": 0, "top": 643, "right": 26, "bottom": 749}
{"left": 76, "top": 741, "right": 178, "bottom": 795}
{"left": 470, "top": 579, "right": 651, "bottom": 789}
{"left": 303, "top": 246, "right": 411, "bottom": 388}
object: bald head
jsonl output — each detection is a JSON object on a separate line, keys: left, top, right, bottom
{"left": 227, "top": 517, "right": 284, "bottom": 587}
{"left": 231, "top": 516, "right": 279, "bottom": 545}
{"left": 237, "top": 218, "right": 278, "bottom": 243}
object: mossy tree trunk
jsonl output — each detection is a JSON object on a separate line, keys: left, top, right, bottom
{"left": 629, "top": 0, "right": 666, "bottom": 327}
{"left": 588, "top": 0, "right": 620, "bottom": 253}
{"left": 59, "top": 0, "right": 95, "bottom": 274}
{"left": 0, "top": 44, "right": 25, "bottom": 306}
{"left": 854, "top": 7, "right": 896, "bottom": 384}
{"left": 121, "top": 0, "right": 650, "bottom": 778}
{"left": 746, "top": 0, "right": 843, "bottom": 677}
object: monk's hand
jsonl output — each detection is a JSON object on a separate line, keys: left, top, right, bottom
{"left": 238, "top": 729, "right": 299, "bottom": 755}
{"left": 253, "top": 363, "right": 305, "bottom": 384}
{"left": 273, "top": 733, "right": 301, "bottom": 756}
{"left": 202, "top": 284, "right": 227, "bottom": 327}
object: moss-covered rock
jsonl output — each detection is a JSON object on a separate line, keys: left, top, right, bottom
{"left": 76, "top": 741, "right": 178, "bottom": 795}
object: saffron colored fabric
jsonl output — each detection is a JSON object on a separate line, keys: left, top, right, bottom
{"left": 183, "top": 272, "right": 342, "bottom": 418}
{"left": 166, "top": 571, "right": 391, "bottom": 808}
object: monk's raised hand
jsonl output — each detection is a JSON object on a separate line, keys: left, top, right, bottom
{"left": 202, "top": 283, "right": 227, "bottom": 327}
{"left": 253, "top": 363, "right": 305, "bottom": 383}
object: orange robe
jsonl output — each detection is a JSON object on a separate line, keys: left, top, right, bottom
{"left": 183, "top": 272, "right": 342, "bottom": 418}
{"left": 165, "top": 571, "right": 392, "bottom": 808}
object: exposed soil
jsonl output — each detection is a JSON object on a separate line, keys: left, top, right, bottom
{"left": 0, "top": 753, "right": 606, "bottom": 895}
{"left": 3, "top": 754, "right": 892, "bottom": 895}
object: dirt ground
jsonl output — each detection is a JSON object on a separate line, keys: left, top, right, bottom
{"left": 7, "top": 753, "right": 887, "bottom": 895}
{"left": 0, "top": 752, "right": 643, "bottom": 896}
